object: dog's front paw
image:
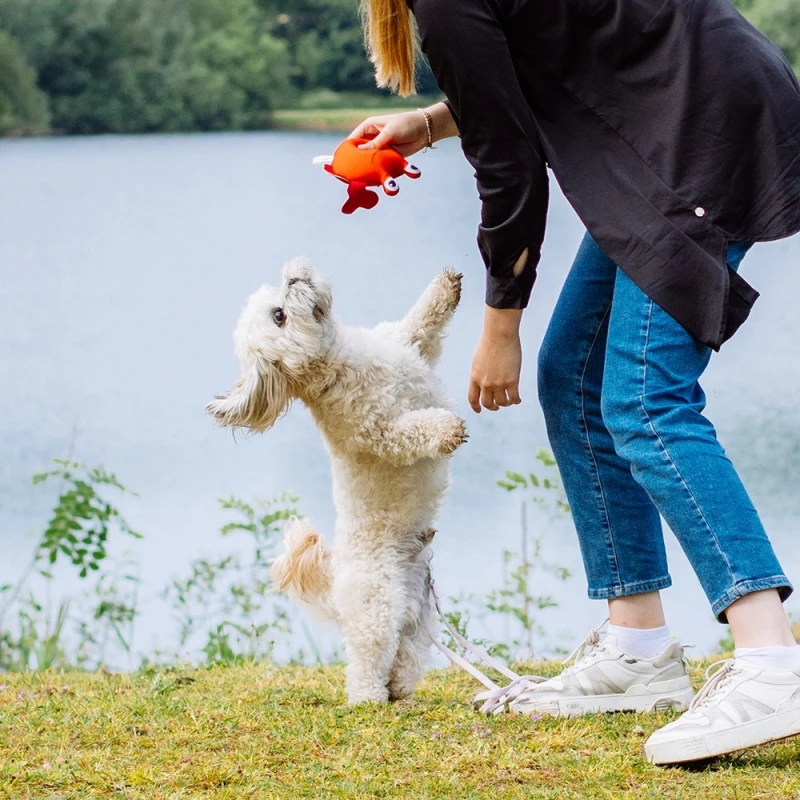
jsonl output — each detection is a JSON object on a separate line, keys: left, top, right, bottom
{"left": 436, "top": 268, "right": 463, "bottom": 314}
{"left": 437, "top": 415, "right": 468, "bottom": 457}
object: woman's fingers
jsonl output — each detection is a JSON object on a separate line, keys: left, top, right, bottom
{"left": 468, "top": 379, "right": 482, "bottom": 414}
{"left": 349, "top": 117, "right": 378, "bottom": 139}
{"left": 480, "top": 387, "right": 499, "bottom": 411}
{"left": 468, "top": 322, "right": 523, "bottom": 413}
{"left": 359, "top": 127, "right": 393, "bottom": 150}
{"left": 471, "top": 379, "right": 521, "bottom": 411}
{"left": 495, "top": 389, "right": 512, "bottom": 408}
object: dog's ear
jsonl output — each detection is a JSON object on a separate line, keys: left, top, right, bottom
{"left": 206, "top": 357, "right": 291, "bottom": 432}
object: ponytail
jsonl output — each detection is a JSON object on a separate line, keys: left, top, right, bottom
{"left": 360, "top": 0, "right": 418, "bottom": 96}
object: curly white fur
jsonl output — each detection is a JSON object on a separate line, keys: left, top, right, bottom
{"left": 207, "top": 259, "right": 466, "bottom": 704}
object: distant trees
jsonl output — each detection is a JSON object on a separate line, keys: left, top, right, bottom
{"left": 0, "top": 0, "right": 295, "bottom": 133}
{"left": 0, "top": 0, "right": 797, "bottom": 136}
{"left": 0, "top": 30, "right": 50, "bottom": 135}
{"left": 737, "top": 0, "right": 800, "bottom": 69}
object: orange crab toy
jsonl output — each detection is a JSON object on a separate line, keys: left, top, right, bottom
{"left": 313, "top": 137, "right": 421, "bottom": 214}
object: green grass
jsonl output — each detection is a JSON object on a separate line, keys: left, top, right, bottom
{"left": 1, "top": 660, "right": 799, "bottom": 799}
{"left": 272, "top": 107, "right": 420, "bottom": 132}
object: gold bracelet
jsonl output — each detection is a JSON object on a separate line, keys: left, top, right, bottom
{"left": 417, "top": 107, "right": 436, "bottom": 151}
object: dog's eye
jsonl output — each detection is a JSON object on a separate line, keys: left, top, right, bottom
{"left": 272, "top": 308, "right": 286, "bottom": 327}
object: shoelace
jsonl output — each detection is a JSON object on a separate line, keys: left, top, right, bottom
{"left": 687, "top": 658, "right": 736, "bottom": 712}
{"left": 423, "top": 560, "right": 673, "bottom": 717}
{"left": 472, "top": 673, "right": 548, "bottom": 716}
{"left": 472, "top": 618, "right": 613, "bottom": 716}
{"left": 561, "top": 618, "right": 611, "bottom": 665}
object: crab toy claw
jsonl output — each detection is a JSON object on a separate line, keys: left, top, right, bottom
{"left": 383, "top": 177, "right": 400, "bottom": 196}
{"left": 313, "top": 138, "right": 423, "bottom": 214}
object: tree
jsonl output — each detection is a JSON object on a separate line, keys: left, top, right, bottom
{"left": 0, "top": 30, "right": 50, "bottom": 135}
{"left": 0, "top": 0, "right": 292, "bottom": 134}
{"left": 179, "top": 0, "right": 293, "bottom": 130}
{"left": 736, "top": 0, "right": 800, "bottom": 72}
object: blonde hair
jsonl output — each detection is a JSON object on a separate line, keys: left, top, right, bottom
{"left": 360, "top": 0, "right": 418, "bottom": 96}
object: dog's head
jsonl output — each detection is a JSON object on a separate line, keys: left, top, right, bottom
{"left": 206, "top": 258, "right": 335, "bottom": 432}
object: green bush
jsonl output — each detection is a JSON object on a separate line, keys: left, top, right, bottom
{"left": 0, "top": 30, "right": 50, "bottom": 135}
{"left": 738, "top": 0, "right": 800, "bottom": 71}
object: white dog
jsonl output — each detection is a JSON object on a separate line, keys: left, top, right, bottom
{"left": 206, "top": 259, "right": 466, "bottom": 704}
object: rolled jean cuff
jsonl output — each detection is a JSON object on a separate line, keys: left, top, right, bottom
{"left": 587, "top": 576, "right": 673, "bottom": 601}
{"left": 713, "top": 577, "right": 794, "bottom": 623}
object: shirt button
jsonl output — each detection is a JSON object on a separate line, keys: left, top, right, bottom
{"left": 695, "top": 207, "right": 706, "bottom": 217}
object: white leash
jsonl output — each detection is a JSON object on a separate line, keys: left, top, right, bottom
{"left": 424, "top": 578, "right": 550, "bottom": 714}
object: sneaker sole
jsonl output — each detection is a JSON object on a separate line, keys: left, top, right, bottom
{"left": 511, "top": 680, "right": 694, "bottom": 718}
{"left": 645, "top": 705, "right": 800, "bottom": 765}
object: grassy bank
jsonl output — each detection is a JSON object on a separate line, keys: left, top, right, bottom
{"left": 272, "top": 106, "right": 420, "bottom": 133}
{"left": 1, "top": 660, "right": 799, "bottom": 799}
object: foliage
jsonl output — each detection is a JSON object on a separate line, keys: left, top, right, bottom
{"left": 486, "top": 450, "right": 572, "bottom": 660}
{"left": 736, "top": 0, "right": 800, "bottom": 72}
{"left": 0, "top": 30, "right": 50, "bottom": 135}
{"left": 0, "top": 459, "right": 304, "bottom": 672}
{"left": 160, "top": 494, "right": 300, "bottom": 666}
{"left": 2, "top": 661, "right": 800, "bottom": 799}
{"left": 0, "top": 0, "right": 297, "bottom": 134}
{"left": 0, "top": 459, "right": 141, "bottom": 672}
{"left": 0, "top": 0, "right": 440, "bottom": 135}
{"left": 442, "top": 449, "right": 572, "bottom": 663}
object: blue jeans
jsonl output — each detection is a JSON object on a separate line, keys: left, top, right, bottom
{"left": 538, "top": 232, "right": 792, "bottom": 623}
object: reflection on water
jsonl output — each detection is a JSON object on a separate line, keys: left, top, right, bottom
{"left": 1, "top": 132, "right": 798, "bottom": 659}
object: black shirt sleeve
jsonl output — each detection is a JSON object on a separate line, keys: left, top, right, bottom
{"left": 413, "top": 0, "right": 549, "bottom": 309}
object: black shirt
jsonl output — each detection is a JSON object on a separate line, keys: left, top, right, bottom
{"left": 411, "top": 0, "right": 800, "bottom": 349}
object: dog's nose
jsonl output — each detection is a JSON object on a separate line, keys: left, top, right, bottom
{"left": 287, "top": 278, "right": 299, "bottom": 287}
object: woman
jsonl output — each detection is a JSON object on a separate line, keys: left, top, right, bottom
{"left": 351, "top": 0, "right": 800, "bottom": 765}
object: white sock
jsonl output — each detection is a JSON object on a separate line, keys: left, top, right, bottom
{"left": 605, "top": 624, "right": 673, "bottom": 660}
{"left": 734, "top": 645, "right": 800, "bottom": 672}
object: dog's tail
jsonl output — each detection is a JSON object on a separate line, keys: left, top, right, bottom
{"left": 271, "top": 519, "right": 336, "bottom": 622}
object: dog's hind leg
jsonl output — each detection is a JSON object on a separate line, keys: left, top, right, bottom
{"left": 400, "top": 269, "right": 462, "bottom": 365}
{"left": 388, "top": 620, "right": 429, "bottom": 701}
{"left": 335, "top": 566, "right": 402, "bottom": 704}
{"left": 388, "top": 552, "right": 432, "bottom": 702}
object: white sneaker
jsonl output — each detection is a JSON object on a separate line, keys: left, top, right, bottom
{"left": 645, "top": 659, "right": 800, "bottom": 765}
{"left": 477, "top": 624, "right": 694, "bottom": 717}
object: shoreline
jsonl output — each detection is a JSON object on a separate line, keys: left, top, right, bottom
{"left": 0, "top": 106, "right": 435, "bottom": 139}
{"left": 271, "top": 105, "right": 425, "bottom": 133}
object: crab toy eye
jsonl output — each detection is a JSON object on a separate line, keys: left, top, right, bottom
{"left": 404, "top": 164, "right": 421, "bottom": 179}
{"left": 383, "top": 178, "right": 400, "bottom": 196}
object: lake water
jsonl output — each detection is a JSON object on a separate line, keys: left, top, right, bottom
{"left": 1, "top": 131, "right": 798, "bottom": 664}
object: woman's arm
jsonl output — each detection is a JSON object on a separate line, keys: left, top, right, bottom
{"left": 468, "top": 307, "right": 523, "bottom": 413}
{"left": 349, "top": 101, "right": 459, "bottom": 156}
{"left": 414, "top": 0, "right": 549, "bottom": 412}
{"left": 415, "top": 0, "right": 548, "bottom": 313}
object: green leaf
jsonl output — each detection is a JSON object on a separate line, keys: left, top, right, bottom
{"left": 505, "top": 471, "right": 527, "bottom": 485}
{"left": 221, "top": 522, "right": 258, "bottom": 536}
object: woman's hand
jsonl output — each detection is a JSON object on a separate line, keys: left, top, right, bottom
{"left": 468, "top": 308, "right": 523, "bottom": 413}
{"left": 349, "top": 102, "right": 459, "bottom": 157}
{"left": 349, "top": 110, "right": 429, "bottom": 156}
